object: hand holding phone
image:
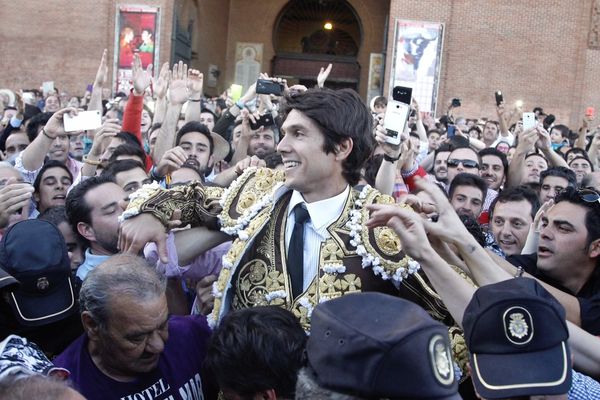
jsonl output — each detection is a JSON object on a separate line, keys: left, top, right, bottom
{"left": 522, "top": 112, "right": 537, "bottom": 131}
{"left": 495, "top": 91, "right": 503, "bottom": 107}
{"left": 63, "top": 110, "right": 102, "bottom": 132}
{"left": 256, "top": 79, "right": 283, "bottom": 96}
{"left": 383, "top": 100, "right": 410, "bottom": 145}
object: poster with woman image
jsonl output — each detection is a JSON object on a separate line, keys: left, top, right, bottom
{"left": 115, "top": 5, "right": 160, "bottom": 92}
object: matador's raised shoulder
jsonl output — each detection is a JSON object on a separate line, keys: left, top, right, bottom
{"left": 347, "top": 186, "right": 420, "bottom": 283}
{"left": 219, "top": 167, "right": 286, "bottom": 233}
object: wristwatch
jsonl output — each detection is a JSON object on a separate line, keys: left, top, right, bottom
{"left": 383, "top": 154, "right": 400, "bottom": 163}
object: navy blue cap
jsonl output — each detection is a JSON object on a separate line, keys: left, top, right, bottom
{"left": 0, "top": 220, "right": 75, "bottom": 326}
{"left": 307, "top": 292, "right": 461, "bottom": 399}
{"left": 463, "top": 278, "right": 571, "bottom": 399}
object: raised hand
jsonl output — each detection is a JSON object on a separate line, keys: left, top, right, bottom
{"left": 187, "top": 69, "right": 204, "bottom": 98}
{"left": 317, "top": 63, "right": 332, "bottom": 88}
{"left": 43, "top": 108, "right": 79, "bottom": 138}
{"left": 153, "top": 62, "right": 170, "bottom": 99}
{"left": 0, "top": 180, "right": 33, "bottom": 229}
{"left": 535, "top": 126, "right": 552, "bottom": 151}
{"left": 156, "top": 146, "right": 188, "bottom": 177}
{"left": 119, "top": 213, "right": 170, "bottom": 262}
{"left": 169, "top": 61, "right": 189, "bottom": 105}
{"left": 132, "top": 53, "right": 153, "bottom": 96}
{"left": 94, "top": 49, "right": 109, "bottom": 87}
{"left": 366, "top": 203, "right": 432, "bottom": 261}
{"left": 88, "top": 118, "right": 121, "bottom": 157}
{"left": 411, "top": 177, "right": 468, "bottom": 245}
{"left": 374, "top": 115, "right": 401, "bottom": 159}
{"left": 195, "top": 275, "right": 218, "bottom": 315}
{"left": 233, "top": 155, "right": 265, "bottom": 176}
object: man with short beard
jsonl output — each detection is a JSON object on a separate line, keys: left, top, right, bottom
{"left": 65, "top": 175, "right": 126, "bottom": 280}
{"left": 249, "top": 125, "right": 277, "bottom": 159}
{"left": 430, "top": 144, "right": 451, "bottom": 184}
{"left": 170, "top": 121, "right": 229, "bottom": 178}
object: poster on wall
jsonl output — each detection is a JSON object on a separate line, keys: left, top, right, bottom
{"left": 234, "top": 42, "right": 263, "bottom": 93}
{"left": 390, "top": 19, "right": 444, "bottom": 115}
{"left": 367, "top": 53, "right": 384, "bottom": 105}
{"left": 114, "top": 5, "right": 160, "bottom": 93}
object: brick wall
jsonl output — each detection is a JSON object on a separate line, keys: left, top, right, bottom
{"left": 0, "top": 0, "right": 173, "bottom": 97}
{"left": 385, "top": 0, "right": 599, "bottom": 127}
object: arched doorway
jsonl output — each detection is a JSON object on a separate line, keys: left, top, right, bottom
{"left": 272, "top": 0, "right": 363, "bottom": 90}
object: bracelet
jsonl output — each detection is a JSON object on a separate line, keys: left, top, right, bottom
{"left": 188, "top": 98, "right": 202, "bottom": 102}
{"left": 83, "top": 156, "right": 101, "bottom": 166}
{"left": 235, "top": 100, "right": 245, "bottom": 109}
{"left": 150, "top": 166, "right": 164, "bottom": 181}
{"left": 41, "top": 128, "right": 53, "bottom": 140}
{"left": 514, "top": 266, "right": 524, "bottom": 278}
{"left": 400, "top": 161, "right": 419, "bottom": 178}
{"left": 383, "top": 154, "right": 400, "bottom": 163}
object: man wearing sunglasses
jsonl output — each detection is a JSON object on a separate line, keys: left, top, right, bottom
{"left": 482, "top": 187, "right": 600, "bottom": 335}
{"left": 446, "top": 147, "right": 498, "bottom": 222}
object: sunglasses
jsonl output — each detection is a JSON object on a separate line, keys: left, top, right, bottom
{"left": 446, "top": 159, "right": 479, "bottom": 169}
{"left": 577, "top": 188, "right": 600, "bottom": 203}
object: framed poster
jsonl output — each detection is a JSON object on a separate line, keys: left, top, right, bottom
{"left": 367, "top": 53, "right": 384, "bottom": 105}
{"left": 390, "top": 19, "right": 444, "bottom": 115}
{"left": 234, "top": 42, "right": 263, "bottom": 93}
{"left": 114, "top": 5, "right": 160, "bottom": 93}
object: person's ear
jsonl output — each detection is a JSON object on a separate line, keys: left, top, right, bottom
{"left": 81, "top": 311, "right": 101, "bottom": 340}
{"left": 33, "top": 192, "right": 40, "bottom": 203}
{"left": 77, "top": 222, "right": 95, "bottom": 243}
{"left": 588, "top": 238, "right": 600, "bottom": 258}
{"left": 334, "top": 138, "right": 353, "bottom": 160}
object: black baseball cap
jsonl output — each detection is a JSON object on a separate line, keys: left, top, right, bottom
{"left": 0, "top": 220, "right": 76, "bottom": 326}
{"left": 307, "top": 292, "right": 461, "bottom": 399}
{"left": 0, "top": 266, "right": 18, "bottom": 291}
{"left": 463, "top": 278, "right": 571, "bottom": 399}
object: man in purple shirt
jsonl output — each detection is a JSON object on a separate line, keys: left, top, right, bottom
{"left": 54, "top": 254, "right": 212, "bottom": 400}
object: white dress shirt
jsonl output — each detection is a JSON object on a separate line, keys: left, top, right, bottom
{"left": 285, "top": 186, "right": 350, "bottom": 291}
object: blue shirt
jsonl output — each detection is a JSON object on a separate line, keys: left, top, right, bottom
{"left": 76, "top": 249, "right": 110, "bottom": 280}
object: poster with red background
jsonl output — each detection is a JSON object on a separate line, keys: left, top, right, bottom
{"left": 115, "top": 5, "right": 159, "bottom": 92}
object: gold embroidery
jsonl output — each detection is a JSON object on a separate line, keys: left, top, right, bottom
{"left": 321, "top": 239, "right": 344, "bottom": 264}
{"left": 339, "top": 274, "right": 361, "bottom": 292}
{"left": 291, "top": 280, "right": 318, "bottom": 330}
{"left": 232, "top": 260, "right": 270, "bottom": 310}
{"left": 374, "top": 226, "right": 402, "bottom": 256}
{"left": 236, "top": 191, "right": 257, "bottom": 214}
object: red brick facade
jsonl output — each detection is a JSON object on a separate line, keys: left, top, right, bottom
{"left": 385, "top": 0, "right": 600, "bottom": 126}
{"left": 1, "top": 0, "right": 599, "bottom": 127}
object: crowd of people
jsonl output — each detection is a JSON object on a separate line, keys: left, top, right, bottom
{"left": 1, "top": 48, "right": 600, "bottom": 400}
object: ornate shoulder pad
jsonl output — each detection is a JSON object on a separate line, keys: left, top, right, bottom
{"left": 219, "top": 167, "right": 286, "bottom": 235}
{"left": 120, "top": 181, "right": 223, "bottom": 229}
{"left": 348, "top": 186, "right": 420, "bottom": 283}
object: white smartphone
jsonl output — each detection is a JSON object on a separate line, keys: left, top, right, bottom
{"left": 522, "top": 112, "right": 537, "bottom": 131}
{"left": 383, "top": 100, "right": 410, "bottom": 145}
{"left": 63, "top": 110, "right": 102, "bottom": 132}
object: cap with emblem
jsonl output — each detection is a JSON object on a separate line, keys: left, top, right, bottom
{"left": 0, "top": 220, "right": 75, "bottom": 327}
{"left": 307, "top": 292, "right": 461, "bottom": 399}
{"left": 462, "top": 278, "right": 571, "bottom": 399}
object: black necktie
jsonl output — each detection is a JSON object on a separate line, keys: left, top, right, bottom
{"left": 288, "top": 204, "right": 310, "bottom": 299}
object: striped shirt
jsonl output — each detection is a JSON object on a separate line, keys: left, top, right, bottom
{"left": 286, "top": 186, "right": 350, "bottom": 291}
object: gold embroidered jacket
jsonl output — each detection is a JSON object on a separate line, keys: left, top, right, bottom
{"left": 127, "top": 167, "right": 469, "bottom": 373}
